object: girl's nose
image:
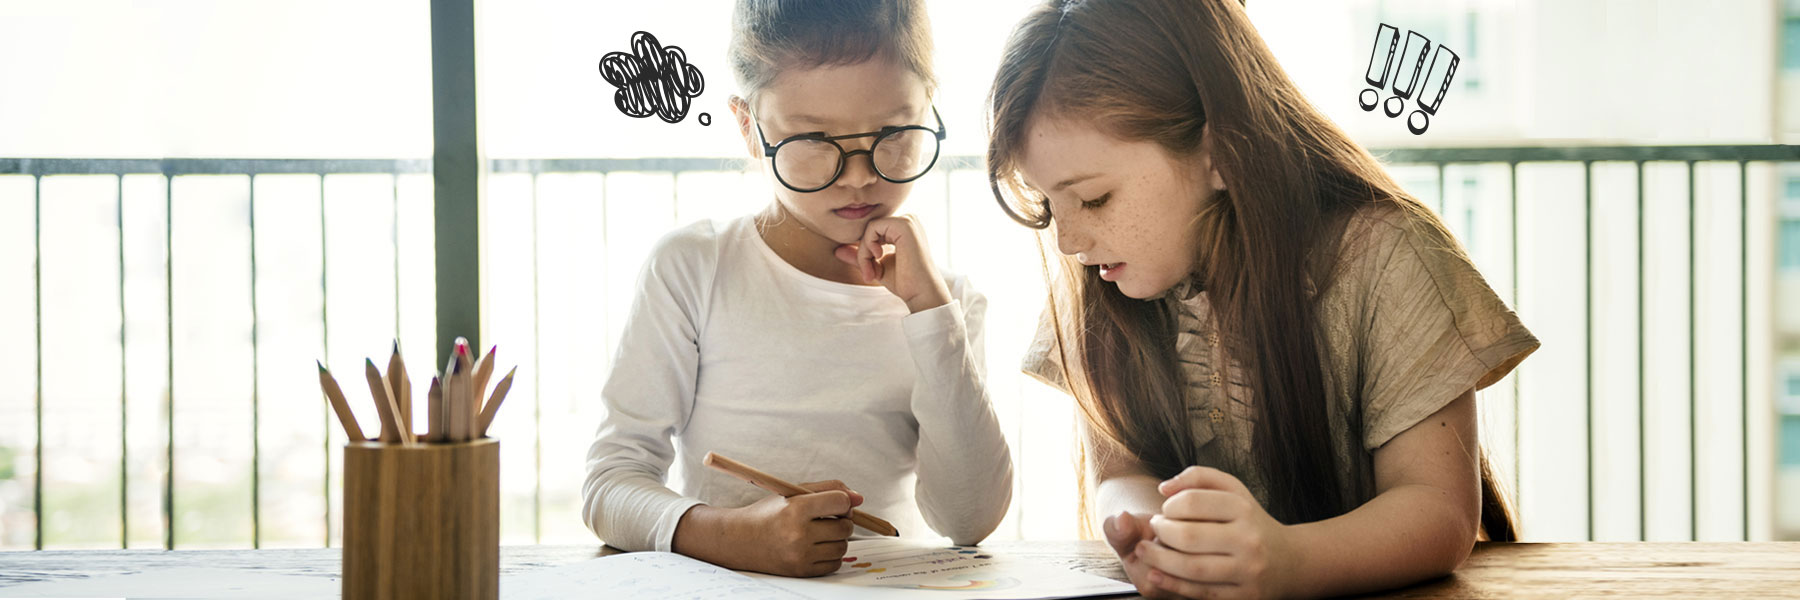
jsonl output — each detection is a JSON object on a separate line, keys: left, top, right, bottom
{"left": 834, "top": 151, "right": 879, "bottom": 189}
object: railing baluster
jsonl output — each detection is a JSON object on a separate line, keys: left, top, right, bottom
{"left": 1687, "top": 160, "right": 1697, "bottom": 542}
{"left": 1738, "top": 160, "right": 1749, "bottom": 542}
{"left": 33, "top": 173, "right": 43, "bottom": 551}
{"left": 394, "top": 173, "right": 402, "bottom": 349}
{"left": 1436, "top": 162, "right": 1447, "bottom": 216}
{"left": 1508, "top": 161, "right": 1521, "bottom": 522}
{"left": 1585, "top": 160, "right": 1595, "bottom": 541}
{"left": 531, "top": 171, "right": 543, "bottom": 544}
{"left": 1637, "top": 160, "right": 1647, "bottom": 541}
{"left": 249, "top": 173, "right": 262, "bottom": 549}
{"left": 118, "top": 173, "right": 128, "bottom": 549}
{"left": 163, "top": 170, "right": 174, "bottom": 550}
{"left": 319, "top": 172, "right": 331, "bottom": 548}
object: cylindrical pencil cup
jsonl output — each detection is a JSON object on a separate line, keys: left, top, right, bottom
{"left": 343, "top": 439, "right": 499, "bottom": 600}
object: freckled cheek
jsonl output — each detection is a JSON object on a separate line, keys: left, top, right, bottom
{"left": 1136, "top": 208, "right": 1189, "bottom": 278}
{"left": 1089, "top": 220, "right": 1120, "bottom": 252}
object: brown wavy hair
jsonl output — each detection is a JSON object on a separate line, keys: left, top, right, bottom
{"left": 986, "top": 0, "right": 1515, "bottom": 540}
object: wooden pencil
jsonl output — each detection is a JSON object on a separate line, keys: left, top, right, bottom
{"left": 471, "top": 345, "right": 495, "bottom": 414}
{"left": 387, "top": 340, "right": 410, "bottom": 437}
{"left": 443, "top": 342, "right": 459, "bottom": 441}
{"left": 475, "top": 366, "right": 515, "bottom": 438}
{"left": 427, "top": 376, "right": 445, "bottom": 443}
{"left": 365, "top": 358, "right": 414, "bottom": 446}
{"left": 455, "top": 339, "right": 474, "bottom": 441}
{"left": 472, "top": 345, "right": 495, "bottom": 393}
{"left": 445, "top": 355, "right": 463, "bottom": 442}
{"left": 702, "top": 452, "right": 899, "bottom": 537}
{"left": 316, "top": 360, "right": 366, "bottom": 442}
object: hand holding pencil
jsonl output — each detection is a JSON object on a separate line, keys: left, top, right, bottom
{"left": 704, "top": 452, "right": 899, "bottom": 537}
{"left": 317, "top": 337, "right": 516, "bottom": 444}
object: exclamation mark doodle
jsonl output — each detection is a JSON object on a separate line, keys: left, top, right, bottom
{"left": 1359, "top": 24, "right": 1400, "bottom": 112}
{"left": 1383, "top": 30, "right": 1434, "bottom": 119}
{"left": 1407, "top": 45, "right": 1460, "bottom": 135}
{"left": 1359, "top": 23, "right": 1461, "bottom": 135}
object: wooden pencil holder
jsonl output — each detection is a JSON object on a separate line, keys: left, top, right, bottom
{"left": 342, "top": 439, "right": 499, "bottom": 600}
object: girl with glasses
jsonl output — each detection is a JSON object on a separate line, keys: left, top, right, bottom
{"left": 583, "top": 0, "right": 1012, "bottom": 578}
{"left": 988, "top": 0, "right": 1538, "bottom": 597}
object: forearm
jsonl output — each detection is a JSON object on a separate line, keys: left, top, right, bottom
{"left": 909, "top": 361, "right": 1013, "bottom": 542}
{"left": 907, "top": 300, "right": 1012, "bottom": 544}
{"left": 671, "top": 504, "right": 745, "bottom": 567}
{"left": 1283, "top": 483, "right": 1476, "bottom": 597}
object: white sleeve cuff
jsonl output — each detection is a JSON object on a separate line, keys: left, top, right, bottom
{"left": 651, "top": 497, "right": 708, "bottom": 552}
{"left": 901, "top": 298, "right": 965, "bottom": 342}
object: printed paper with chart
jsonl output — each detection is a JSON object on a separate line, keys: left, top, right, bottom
{"left": 747, "top": 538, "right": 1136, "bottom": 600}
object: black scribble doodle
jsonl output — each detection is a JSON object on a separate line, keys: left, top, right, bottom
{"left": 599, "top": 31, "right": 708, "bottom": 125}
{"left": 1359, "top": 23, "right": 1460, "bottom": 135}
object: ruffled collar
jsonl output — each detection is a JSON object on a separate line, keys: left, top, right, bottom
{"left": 1153, "top": 275, "right": 1206, "bottom": 303}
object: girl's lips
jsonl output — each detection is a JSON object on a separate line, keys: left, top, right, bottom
{"left": 833, "top": 204, "right": 878, "bottom": 220}
{"left": 1099, "top": 262, "right": 1126, "bottom": 281}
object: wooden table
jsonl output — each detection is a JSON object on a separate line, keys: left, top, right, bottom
{"left": 2, "top": 541, "right": 1796, "bottom": 597}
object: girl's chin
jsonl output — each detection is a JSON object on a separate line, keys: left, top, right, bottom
{"left": 1112, "top": 275, "right": 1175, "bottom": 300}
{"left": 1116, "top": 285, "right": 1157, "bottom": 300}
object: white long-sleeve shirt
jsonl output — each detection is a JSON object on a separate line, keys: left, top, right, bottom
{"left": 582, "top": 215, "right": 1013, "bottom": 552}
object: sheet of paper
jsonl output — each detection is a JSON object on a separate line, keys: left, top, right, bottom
{"left": 504, "top": 551, "right": 804, "bottom": 600}
{"left": 0, "top": 566, "right": 339, "bottom": 599}
{"left": 745, "top": 538, "right": 1136, "bottom": 600}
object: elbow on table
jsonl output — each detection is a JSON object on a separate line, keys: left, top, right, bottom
{"left": 938, "top": 512, "right": 1005, "bottom": 547}
{"left": 1435, "top": 535, "right": 1476, "bottom": 577}
{"left": 1426, "top": 515, "right": 1479, "bottom": 577}
{"left": 580, "top": 462, "right": 637, "bottom": 546}
{"left": 923, "top": 473, "right": 1014, "bottom": 546}
{"left": 579, "top": 478, "right": 608, "bottom": 543}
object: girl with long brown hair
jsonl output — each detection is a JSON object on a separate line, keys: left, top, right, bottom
{"left": 987, "top": 0, "right": 1538, "bottom": 597}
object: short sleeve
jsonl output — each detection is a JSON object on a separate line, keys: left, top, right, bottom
{"left": 1359, "top": 215, "right": 1539, "bottom": 450}
{"left": 1020, "top": 301, "right": 1070, "bottom": 394}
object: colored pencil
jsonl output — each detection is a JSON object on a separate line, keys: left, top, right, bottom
{"left": 427, "top": 376, "right": 445, "bottom": 443}
{"left": 365, "top": 358, "right": 414, "bottom": 446}
{"left": 703, "top": 452, "right": 898, "bottom": 537}
{"left": 387, "top": 340, "right": 410, "bottom": 437}
{"left": 475, "top": 367, "right": 515, "bottom": 438}
{"left": 317, "top": 360, "right": 366, "bottom": 442}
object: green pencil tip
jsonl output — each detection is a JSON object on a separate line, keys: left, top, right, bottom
{"left": 317, "top": 360, "right": 326, "bottom": 372}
